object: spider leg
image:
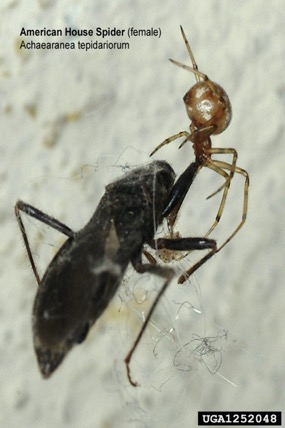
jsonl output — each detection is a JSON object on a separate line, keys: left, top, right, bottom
{"left": 203, "top": 147, "right": 238, "bottom": 237}
{"left": 178, "top": 165, "right": 249, "bottom": 284}
{"left": 150, "top": 131, "right": 190, "bottom": 157}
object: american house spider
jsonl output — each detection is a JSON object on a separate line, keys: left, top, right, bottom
{"left": 150, "top": 26, "right": 249, "bottom": 281}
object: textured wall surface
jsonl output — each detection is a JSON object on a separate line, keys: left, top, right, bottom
{"left": 1, "top": 1, "right": 284, "bottom": 427}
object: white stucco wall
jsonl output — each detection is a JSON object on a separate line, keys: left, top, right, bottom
{"left": 1, "top": 1, "right": 284, "bottom": 427}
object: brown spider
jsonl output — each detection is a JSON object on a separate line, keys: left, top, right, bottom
{"left": 151, "top": 26, "right": 249, "bottom": 283}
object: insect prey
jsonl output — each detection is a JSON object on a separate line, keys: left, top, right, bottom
{"left": 15, "top": 160, "right": 216, "bottom": 386}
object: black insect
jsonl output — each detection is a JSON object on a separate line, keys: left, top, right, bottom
{"left": 15, "top": 160, "right": 216, "bottom": 386}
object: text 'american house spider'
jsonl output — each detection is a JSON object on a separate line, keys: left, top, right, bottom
{"left": 151, "top": 26, "right": 249, "bottom": 279}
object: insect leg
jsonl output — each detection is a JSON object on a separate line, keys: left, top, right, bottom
{"left": 15, "top": 200, "right": 75, "bottom": 284}
{"left": 126, "top": 234, "right": 216, "bottom": 386}
{"left": 162, "top": 161, "right": 201, "bottom": 229}
{"left": 154, "top": 236, "right": 216, "bottom": 252}
{"left": 125, "top": 257, "right": 175, "bottom": 387}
